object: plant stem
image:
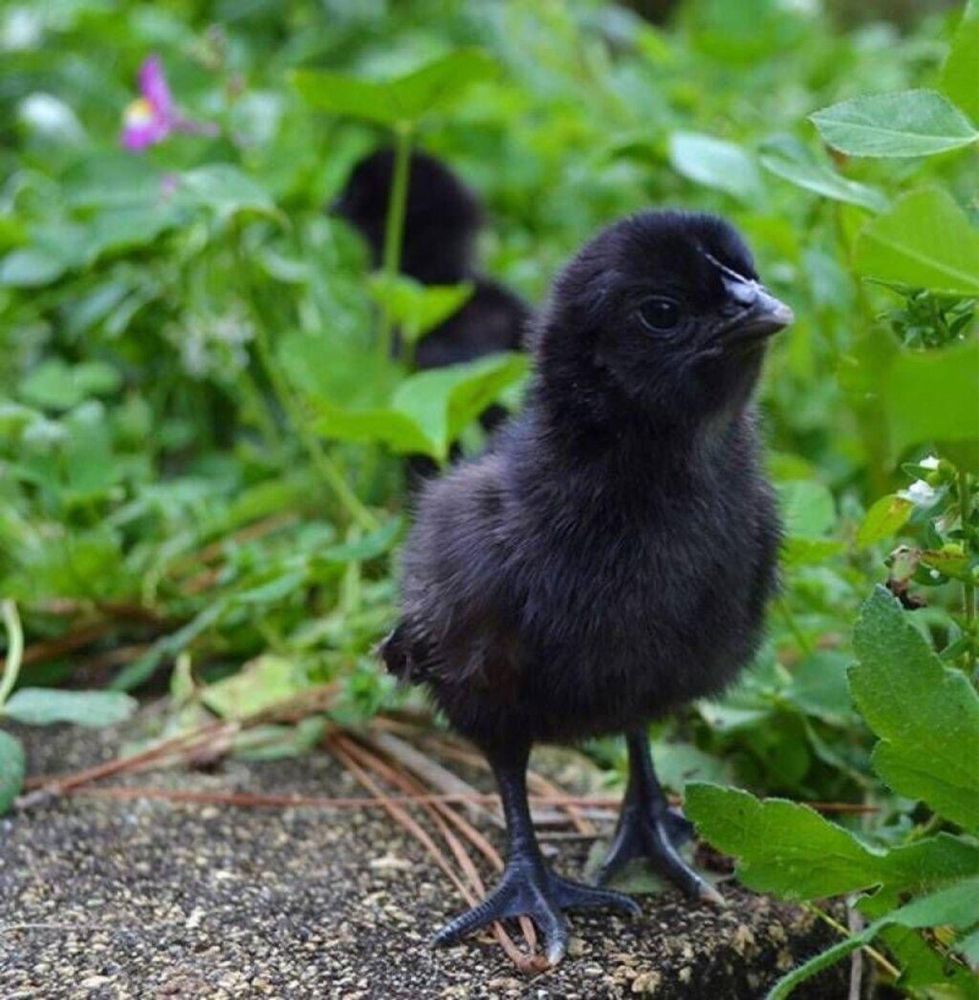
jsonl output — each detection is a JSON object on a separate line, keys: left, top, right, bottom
{"left": 803, "top": 902, "right": 901, "bottom": 982}
{"left": 252, "top": 322, "right": 378, "bottom": 534}
{"left": 0, "top": 600, "right": 24, "bottom": 709}
{"left": 959, "top": 469, "right": 976, "bottom": 677}
{"left": 378, "top": 123, "right": 414, "bottom": 361}
{"left": 239, "top": 362, "right": 285, "bottom": 455}
{"left": 232, "top": 226, "right": 378, "bottom": 534}
{"left": 776, "top": 595, "right": 813, "bottom": 657}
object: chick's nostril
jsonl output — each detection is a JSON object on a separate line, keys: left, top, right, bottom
{"left": 724, "top": 278, "right": 760, "bottom": 308}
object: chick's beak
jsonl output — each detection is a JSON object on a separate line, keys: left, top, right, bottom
{"left": 720, "top": 276, "right": 794, "bottom": 342}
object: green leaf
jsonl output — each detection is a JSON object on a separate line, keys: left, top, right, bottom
{"left": 857, "top": 494, "right": 914, "bottom": 547}
{"left": 293, "top": 49, "right": 496, "bottom": 126}
{"left": 315, "top": 516, "right": 402, "bottom": 564}
{"left": 855, "top": 188, "right": 979, "bottom": 296}
{"left": 391, "top": 352, "right": 528, "bottom": 461}
{"left": 3, "top": 688, "right": 137, "bottom": 727}
{"left": 768, "top": 876, "right": 979, "bottom": 999}
{"left": 199, "top": 654, "right": 306, "bottom": 719}
{"left": 777, "top": 480, "right": 835, "bottom": 538}
{"left": 314, "top": 404, "right": 435, "bottom": 457}
{"left": 368, "top": 274, "right": 473, "bottom": 345}
{"left": 760, "top": 140, "right": 888, "bottom": 212}
{"left": 850, "top": 587, "right": 979, "bottom": 831}
{"left": 63, "top": 151, "right": 166, "bottom": 210}
{"left": 686, "top": 782, "right": 979, "bottom": 907}
{"left": 809, "top": 89, "right": 979, "bottom": 157}
{"left": 652, "top": 741, "right": 728, "bottom": 790}
{"left": 277, "top": 328, "right": 399, "bottom": 412}
{"left": 0, "top": 247, "right": 67, "bottom": 288}
{"left": 668, "top": 132, "right": 761, "bottom": 201}
{"left": 0, "top": 729, "right": 25, "bottom": 814}
{"left": 19, "top": 359, "right": 122, "bottom": 410}
{"left": 684, "top": 783, "right": 884, "bottom": 899}
{"left": 112, "top": 599, "right": 229, "bottom": 691}
{"left": 882, "top": 834, "right": 979, "bottom": 893}
{"left": 176, "top": 165, "right": 279, "bottom": 222}
{"left": 784, "top": 651, "right": 854, "bottom": 724}
{"left": 957, "top": 926, "right": 979, "bottom": 966}
{"left": 883, "top": 339, "right": 979, "bottom": 470}
{"left": 941, "top": 1, "right": 979, "bottom": 123}
{"left": 86, "top": 205, "right": 179, "bottom": 260}
{"left": 233, "top": 717, "right": 327, "bottom": 762}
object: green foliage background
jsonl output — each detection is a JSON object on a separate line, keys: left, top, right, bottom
{"left": 0, "top": 0, "right": 977, "bottom": 994}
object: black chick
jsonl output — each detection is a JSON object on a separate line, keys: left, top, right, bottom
{"left": 380, "top": 209, "right": 792, "bottom": 964}
{"left": 331, "top": 148, "right": 530, "bottom": 372}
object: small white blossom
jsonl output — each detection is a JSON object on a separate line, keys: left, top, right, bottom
{"left": 899, "top": 479, "right": 938, "bottom": 507}
{"left": 1, "top": 8, "right": 42, "bottom": 51}
{"left": 918, "top": 455, "right": 940, "bottom": 471}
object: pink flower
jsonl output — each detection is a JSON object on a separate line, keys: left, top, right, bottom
{"left": 121, "top": 55, "right": 217, "bottom": 152}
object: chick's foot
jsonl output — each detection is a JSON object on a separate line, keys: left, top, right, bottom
{"left": 595, "top": 801, "right": 722, "bottom": 905}
{"left": 433, "top": 856, "right": 639, "bottom": 966}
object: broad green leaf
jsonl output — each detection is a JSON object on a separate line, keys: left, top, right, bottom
{"left": 176, "top": 165, "right": 279, "bottom": 222}
{"left": 686, "top": 783, "right": 979, "bottom": 906}
{"left": 277, "top": 329, "right": 399, "bottom": 411}
{"left": 855, "top": 188, "right": 979, "bottom": 296}
{"left": 63, "top": 151, "right": 166, "bottom": 209}
{"left": 810, "top": 90, "right": 978, "bottom": 157}
{"left": 768, "top": 877, "right": 979, "bottom": 999}
{"left": 317, "top": 354, "right": 526, "bottom": 463}
{"left": 652, "top": 741, "right": 728, "bottom": 790}
{"left": 941, "top": 1, "right": 979, "bottom": 123}
{"left": 684, "top": 783, "right": 884, "bottom": 898}
{"left": 784, "top": 651, "right": 854, "bottom": 724}
{"left": 687, "top": 0, "right": 807, "bottom": 65}
{"left": 1, "top": 221, "right": 89, "bottom": 289}
{"left": 293, "top": 49, "right": 496, "bottom": 126}
{"left": 883, "top": 339, "right": 979, "bottom": 470}
{"left": 760, "top": 140, "right": 887, "bottom": 212}
{"left": 777, "top": 480, "right": 835, "bottom": 538}
{"left": 368, "top": 274, "right": 473, "bottom": 345}
{"left": 314, "top": 403, "right": 435, "bottom": 457}
{"left": 0, "top": 730, "right": 25, "bottom": 814}
{"left": 0, "top": 247, "right": 67, "bottom": 288}
{"left": 851, "top": 587, "right": 979, "bottom": 831}
{"left": 882, "top": 834, "right": 979, "bottom": 893}
{"left": 200, "top": 654, "right": 306, "bottom": 719}
{"left": 3, "top": 526, "right": 131, "bottom": 604}
{"left": 3, "top": 688, "right": 136, "bottom": 727}
{"left": 86, "top": 205, "right": 179, "bottom": 260}
{"left": 391, "top": 352, "right": 528, "bottom": 461}
{"left": 19, "top": 359, "right": 122, "bottom": 410}
{"left": 668, "top": 132, "right": 761, "bottom": 201}
{"left": 865, "top": 876, "right": 979, "bottom": 933}
{"left": 857, "top": 494, "right": 913, "bottom": 547}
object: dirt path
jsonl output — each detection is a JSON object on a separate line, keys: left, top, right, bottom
{"left": 0, "top": 722, "right": 846, "bottom": 999}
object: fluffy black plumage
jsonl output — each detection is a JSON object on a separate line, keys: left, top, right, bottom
{"left": 332, "top": 148, "right": 530, "bottom": 370}
{"left": 380, "top": 209, "right": 792, "bottom": 963}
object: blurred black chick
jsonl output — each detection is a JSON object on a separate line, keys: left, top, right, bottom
{"left": 331, "top": 148, "right": 530, "bottom": 373}
{"left": 380, "top": 210, "right": 792, "bottom": 964}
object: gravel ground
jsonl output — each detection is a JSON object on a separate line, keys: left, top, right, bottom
{"left": 0, "top": 720, "right": 847, "bottom": 999}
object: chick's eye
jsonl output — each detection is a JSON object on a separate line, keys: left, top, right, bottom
{"left": 637, "top": 296, "right": 680, "bottom": 332}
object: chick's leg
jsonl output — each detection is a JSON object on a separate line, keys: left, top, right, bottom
{"left": 596, "top": 729, "right": 723, "bottom": 905}
{"left": 432, "top": 743, "right": 639, "bottom": 965}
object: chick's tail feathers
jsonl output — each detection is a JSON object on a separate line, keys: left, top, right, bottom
{"left": 376, "top": 621, "right": 431, "bottom": 684}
